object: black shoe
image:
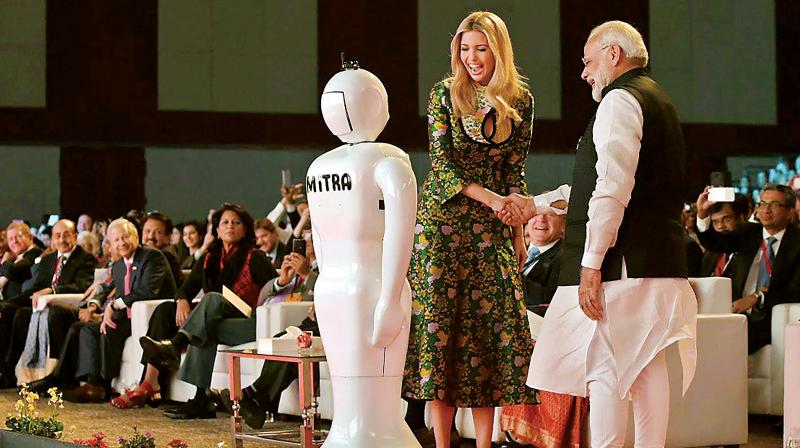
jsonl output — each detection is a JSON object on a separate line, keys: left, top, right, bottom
{"left": 139, "top": 336, "right": 181, "bottom": 371}
{"left": 163, "top": 397, "right": 216, "bottom": 420}
{"left": 25, "top": 375, "right": 57, "bottom": 393}
{"left": 215, "top": 388, "right": 267, "bottom": 430}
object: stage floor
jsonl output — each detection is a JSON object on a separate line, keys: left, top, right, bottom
{"left": 0, "top": 389, "right": 783, "bottom": 447}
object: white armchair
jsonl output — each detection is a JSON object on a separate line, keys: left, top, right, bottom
{"left": 749, "top": 302, "right": 800, "bottom": 415}
{"left": 115, "top": 299, "right": 321, "bottom": 404}
{"left": 784, "top": 322, "right": 800, "bottom": 446}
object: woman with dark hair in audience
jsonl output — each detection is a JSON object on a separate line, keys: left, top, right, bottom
{"left": 170, "top": 222, "right": 189, "bottom": 266}
{"left": 179, "top": 220, "right": 209, "bottom": 270}
{"left": 113, "top": 204, "right": 277, "bottom": 417}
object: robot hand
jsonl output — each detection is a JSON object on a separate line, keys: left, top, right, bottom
{"left": 370, "top": 297, "right": 405, "bottom": 348}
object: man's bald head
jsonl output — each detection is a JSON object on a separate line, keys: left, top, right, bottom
{"left": 51, "top": 219, "right": 78, "bottom": 255}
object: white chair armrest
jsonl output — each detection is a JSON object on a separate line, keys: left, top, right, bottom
{"left": 770, "top": 303, "right": 800, "bottom": 415}
{"left": 784, "top": 323, "right": 800, "bottom": 445}
{"left": 256, "top": 304, "right": 270, "bottom": 340}
{"left": 688, "top": 277, "right": 732, "bottom": 314}
{"left": 268, "top": 302, "right": 313, "bottom": 337}
{"left": 130, "top": 299, "right": 172, "bottom": 340}
{"left": 38, "top": 293, "right": 85, "bottom": 309}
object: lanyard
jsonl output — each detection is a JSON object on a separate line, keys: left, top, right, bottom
{"left": 760, "top": 239, "right": 774, "bottom": 277}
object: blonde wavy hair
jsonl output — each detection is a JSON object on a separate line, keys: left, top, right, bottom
{"left": 448, "top": 11, "right": 527, "bottom": 130}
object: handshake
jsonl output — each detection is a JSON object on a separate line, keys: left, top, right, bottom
{"left": 492, "top": 184, "right": 572, "bottom": 226}
{"left": 493, "top": 193, "right": 537, "bottom": 226}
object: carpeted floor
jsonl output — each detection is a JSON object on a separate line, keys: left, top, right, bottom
{"left": 0, "top": 389, "right": 297, "bottom": 447}
{"left": 0, "top": 389, "right": 784, "bottom": 447}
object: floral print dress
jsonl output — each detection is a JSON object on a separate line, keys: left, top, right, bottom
{"left": 403, "top": 79, "right": 537, "bottom": 407}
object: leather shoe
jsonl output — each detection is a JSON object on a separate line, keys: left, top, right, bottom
{"left": 213, "top": 388, "right": 267, "bottom": 430}
{"left": 163, "top": 396, "right": 216, "bottom": 419}
{"left": 63, "top": 383, "right": 107, "bottom": 403}
{"left": 25, "top": 375, "right": 58, "bottom": 393}
{"left": 139, "top": 336, "right": 181, "bottom": 371}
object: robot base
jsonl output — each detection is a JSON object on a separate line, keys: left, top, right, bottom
{"left": 322, "top": 375, "right": 421, "bottom": 448}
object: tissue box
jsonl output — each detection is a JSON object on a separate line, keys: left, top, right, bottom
{"left": 258, "top": 336, "right": 324, "bottom": 354}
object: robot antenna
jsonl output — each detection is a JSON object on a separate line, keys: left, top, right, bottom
{"left": 340, "top": 52, "right": 360, "bottom": 70}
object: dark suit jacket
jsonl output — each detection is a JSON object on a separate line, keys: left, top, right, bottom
{"left": 7, "top": 246, "right": 95, "bottom": 305}
{"left": 110, "top": 246, "right": 177, "bottom": 319}
{"left": 697, "top": 222, "right": 800, "bottom": 352}
{"left": 685, "top": 235, "right": 703, "bottom": 277}
{"left": 700, "top": 250, "right": 736, "bottom": 278}
{"left": 523, "top": 241, "right": 562, "bottom": 315}
{"left": 0, "top": 246, "right": 43, "bottom": 299}
{"left": 159, "top": 246, "right": 183, "bottom": 288}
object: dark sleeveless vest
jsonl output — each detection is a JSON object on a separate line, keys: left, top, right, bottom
{"left": 559, "top": 67, "right": 688, "bottom": 286}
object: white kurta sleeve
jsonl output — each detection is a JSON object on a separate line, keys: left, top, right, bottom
{"left": 582, "top": 89, "right": 644, "bottom": 270}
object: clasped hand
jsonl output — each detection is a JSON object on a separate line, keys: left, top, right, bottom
{"left": 493, "top": 193, "right": 536, "bottom": 226}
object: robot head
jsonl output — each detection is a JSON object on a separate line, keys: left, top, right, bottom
{"left": 321, "top": 62, "right": 389, "bottom": 143}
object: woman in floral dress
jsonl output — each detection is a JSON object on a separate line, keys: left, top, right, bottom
{"left": 403, "top": 11, "right": 536, "bottom": 448}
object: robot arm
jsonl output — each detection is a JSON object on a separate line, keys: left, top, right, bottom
{"left": 370, "top": 155, "right": 417, "bottom": 347}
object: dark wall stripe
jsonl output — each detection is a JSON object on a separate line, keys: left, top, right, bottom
{"left": 0, "top": 0, "right": 794, "bottom": 159}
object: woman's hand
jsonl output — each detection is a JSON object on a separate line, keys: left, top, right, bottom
{"left": 175, "top": 299, "right": 191, "bottom": 327}
{"left": 100, "top": 305, "right": 117, "bottom": 334}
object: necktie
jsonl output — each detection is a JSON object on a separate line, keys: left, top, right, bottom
{"left": 523, "top": 246, "right": 541, "bottom": 272}
{"left": 124, "top": 262, "right": 133, "bottom": 296}
{"left": 51, "top": 255, "right": 64, "bottom": 287}
{"left": 755, "top": 236, "right": 777, "bottom": 290}
{"left": 124, "top": 262, "right": 133, "bottom": 318}
{"left": 713, "top": 253, "right": 728, "bottom": 276}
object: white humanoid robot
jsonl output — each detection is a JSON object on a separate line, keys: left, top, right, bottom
{"left": 307, "top": 61, "right": 420, "bottom": 447}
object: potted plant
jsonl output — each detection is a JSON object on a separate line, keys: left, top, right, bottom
{"left": 2, "top": 385, "right": 77, "bottom": 447}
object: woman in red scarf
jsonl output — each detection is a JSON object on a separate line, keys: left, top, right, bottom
{"left": 114, "top": 204, "right": 277, "bottom": 417}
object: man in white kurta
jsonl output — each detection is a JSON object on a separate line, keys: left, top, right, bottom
{"left": 505, "top": 22, "right": 698, "bottom": 448}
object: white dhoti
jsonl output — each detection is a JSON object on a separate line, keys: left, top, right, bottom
{"left": 528, "top": 277, "right": 697, "bottom": 447}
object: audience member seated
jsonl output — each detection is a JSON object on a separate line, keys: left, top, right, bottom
{"left": 0, "top": 221, "right": 42, "bottom": 301}
{"left": 0, "top": 228, "right": 8, "bottom": 262}
{"left": 141, "top": 212, "right": 183, "bottom": 288}
{"left": 697, "top": 184, "right": 800, "bottom": 353}
{"left": 179, "top": 220, "right": 209, "bottom": 270}
{"left": 137, "top": 204, "right": 277, "bottom": 418}
{"left": 521, "top": 199, "right": 565, "bottom": 315}
{"left": 62, "top": 218, "right": 176, "bottom": 403}
{"left": 0, "top": 220, "right": 96, "bottom": 387}
{"left": 682, "top": 203, "right": 704, "bottom": 276}
{"left": 213, "top": 236, "right": 318, "bottom": 429}
{"left": 170, "top": 222, "right": 189, "bottom": 264}
{"left": 26, "top": 228, "right": 120, "bottom": 394}
{"left": 77, "top": 214, "right": 94, "bottom": 233}
{"left": 77, "top": 230, "right": 101, "bottom": 259}
{"left": 255, "top": 218, "right": 288, "bottom": 269}
{"left": 699, "top": 195, "right": 748, "bottom": 277}
{"left": 267, "top": 184, "right": 305, "bottom": 244}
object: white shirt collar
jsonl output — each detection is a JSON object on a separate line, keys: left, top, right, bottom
{"left": 531, "top": 240, "right": 559, "bottom": 254}
{"left": 762, "top": 227, "right": 786, "bottom": 242}
{"left": 57, "top": 249, "right": 74, "bottom": 260}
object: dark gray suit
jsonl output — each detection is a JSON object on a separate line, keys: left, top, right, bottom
{"left": 76, "top": 246, "right": 176, "bottom": 381}
{"left": 2, "top": 246, "right": 95, "bottom": 376}
{"left": 522, "top": 241, "right": 562, "bottom": 315}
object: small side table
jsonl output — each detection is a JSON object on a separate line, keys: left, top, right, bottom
{"left": 224, "top": 347, "right": 327, "bottom": 448}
